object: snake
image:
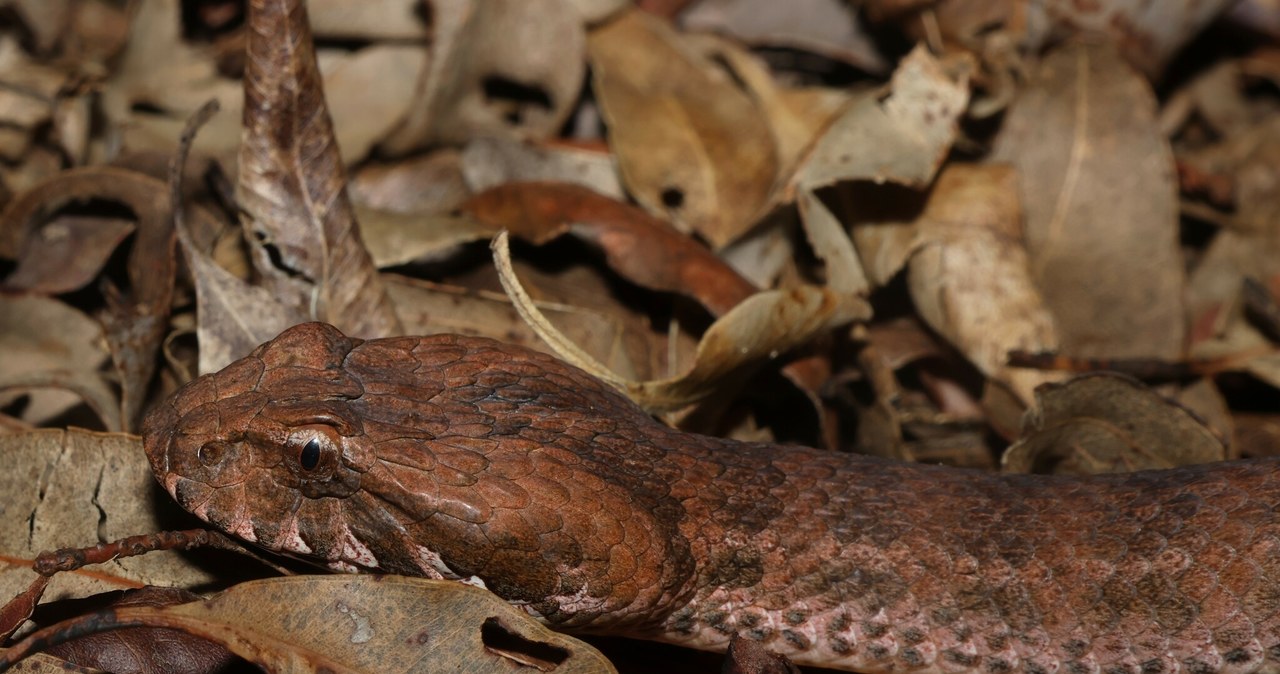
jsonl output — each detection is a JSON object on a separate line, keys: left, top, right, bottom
{"left": 142, "top": 322, "right": 1280, "bottom": 674}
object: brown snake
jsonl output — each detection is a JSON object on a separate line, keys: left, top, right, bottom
{"left": 142, "top": 322, "right": 1280, "bottom": 674}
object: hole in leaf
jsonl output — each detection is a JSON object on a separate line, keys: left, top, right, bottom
{"left": 481, "top": 617, "right": 569, "bottom": 671}
{"left": 660, "top": 187, "right": 684, "bottom": 209}
{"left": 130, "top": 100, "right": 167, "bottom": 115}
{"left": 482, "top": 76, "right": 553, "bottom": 126}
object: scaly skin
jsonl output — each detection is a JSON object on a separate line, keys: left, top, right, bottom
{"left": 143, "top": 322, "right": 1280, "bottom": 673}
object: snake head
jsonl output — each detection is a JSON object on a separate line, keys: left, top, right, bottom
{"left": 145, "top": 322, "right": 696, "bottom": 631}
{"left": 143, "top": 322, "right": 380, "bottom": 567}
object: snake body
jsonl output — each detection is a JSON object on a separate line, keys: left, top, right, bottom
{"left": 142, "top": 323, "right": 1280, "bottom": 673}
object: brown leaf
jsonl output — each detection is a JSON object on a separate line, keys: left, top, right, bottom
{"left": 588, "top": 9, "right": 779, "bottom": 247}
{"left": 0, "top": 430, "right": 218, "bottom": 611}
{"left": 42, "top": 587, "right": 240, "bottom": 674}
{"left": 9, "top": 576, "right": 617, "bottom": 674}
{"left": 0, "top": 166, "right": 193, "bottom": 430}
{"left": 379, "top": 0, "right": 587, "bottom": 154}
{"left": 906, "top": 164, "right": 1061, "bottom": 404}
{"left": 237, "top": 0, "right": 401, "bottom": 339}
{"left": 463, "top": 182, "right": 759, "bottom": 315}
{"left": 991, "top": 39, "right": 1184, "bottom": 361}
{"left": 1003, "top": 374, "right": 1226, "bottom": 474}
{"left": 1, "top": 215, "right": 135, "bottom": 295}
{"left": 721, "top": 634, "right": 800, "bottom": 674}
{"left": 0, "top": 297, "right": 116, "bottom": 430}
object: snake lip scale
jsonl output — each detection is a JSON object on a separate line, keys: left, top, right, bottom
{"left": 144, "top": 322, "right": 1280, "bottom": 674}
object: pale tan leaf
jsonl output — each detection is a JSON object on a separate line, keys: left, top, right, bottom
{"left": 318, "top": 45, "right": 428, "bottom": 163}
{"left": 991, "top": 39, "right": 1184, "bottom": 360}
{"left": 681, "top": 0, "right": 889, "bottom": 74}
{"left": 351, "top": 150, "right": 471, "bottom": 214}
{"left": 178, "top": 228, "right": 305, "bottom": 375}
{"left": 588, "top": 9, "right": 779, "bottom": 247}
{"left": 0, "top": 296, "right": 116, "bottom": 430}
{"left": 792, "top": 46, "right": 971, "bottom": 295}
{"left": 380, "top": 0, "right": 587, "bottom": 154}
{"left": 0, "top": 429, "right": 217, "bottom": 606}
{"left": 461, "top": 137, "right": 624, "bottom": 199}
{"left": 906, "top": 164, "right": 1061, "bottom": 404}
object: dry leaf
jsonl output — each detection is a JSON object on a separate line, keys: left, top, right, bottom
{"left": 316, "top": 45, "right": 429, "bottom": 163}
{"left": 991, "top": 39, "right": 1184, "bottom": 360}
{"left": 351, "top": 149, "right": 471, "bottom": 214}
{"left": 0, "top": 166, "right": 221, "bottom": 429}
{"left": 236, "top": 0, "right": 401, "bottom": 339}
{"left": 379, "top": 0, "right": 587, "bottom": 154}
{"left": 0, "top": 429, "right": 217, "bottom": 608}
{"left": 588, "top": 9, "right": 779, "bottom": 247}
{"left": 906, "top": 164, "right": 1060, "bottom": 404}
{"left": 0, "top": 297, "right": 115, "bottom": 430}
{"left": 461, "top": 137, "right": 625, "bottom": 199}
{"left": 386, "top": 276, "right": 647, "bottom": 381}
{"left": 792, "top": 46, "right": 971, "bottom": 296}
{"left": 496, "top": 231, "right": 868, "bottom": 410}
{"left": 463, "top": 182, "right": 760, "bottom": 315}
{"left": 42, "top": 587, "right": 240, "bottom": 674}
{"left": 680, "top": 0, "right": 889, "bottom": 74}
{"left": 1004, "top": 374, "right": 1226, "bottom": 474}
{"left": 10, "top": 576, "right": 616, "bottom": 674}
{"left": 178, "top": 227, "right": 305, "bottom": 376}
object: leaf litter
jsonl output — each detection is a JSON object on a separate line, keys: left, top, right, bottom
{"left": 0, "top": 0, "right": 1277, "bottom": 671}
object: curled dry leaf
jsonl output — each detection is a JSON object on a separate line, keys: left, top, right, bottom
{"left": 0, "top": 430, "right": 217, "bottom": 609}
{"left": 7, "top": 576, "right": 616, "bottom": 674}
{"left": 906, "top": 164, "right": 1061, "bottom": 405}
{"left": 463, "top": 182, "right": 759, "bottom": 315}
{"left": 0, "top": 166, "right": 217, "bottom": 429}
{"left": 1004, "top": 374, "right": 1226, "bottom": 475}
{"left": 992, "top": 39, "right": 1184, "bottom": 361}
{"left": 495, "top": 232, "right": 869, "bottom": 411}
{"left": 792, "top": 45, "right": 971, "bottom": 297}
{"left": 237, "top": 0, "right": 401, "bottom": 339}
{"left": 467, "top": 183, "right": 862, "bottom": 412}
{"left": 588, "top": 9, "right": 779, "bottom": 247}
{"left": 380, "top": 0, "right": 587, "bottom": 154}
{"left": 1184, "top": 117, "right": 1280, "bottom": 387}
{"left": 0, "top": 297, "right": 116, "bottom": 431}
{"left": 178, "top": 227, "right": 306, "bottom": 376}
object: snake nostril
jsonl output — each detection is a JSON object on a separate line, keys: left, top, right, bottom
{"left": 197, "top": 441, "right": 229, "bottom": 467}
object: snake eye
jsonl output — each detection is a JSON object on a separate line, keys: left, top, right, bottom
{"left": 300, "top": 438, "right": 321, "bottom": 470}
{"left": 289, "top": 424, "right": 341, "bottom": 476}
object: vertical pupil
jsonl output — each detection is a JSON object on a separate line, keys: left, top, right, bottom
{"left": 300, "top": 438, "right": 322, "bottom": 470}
